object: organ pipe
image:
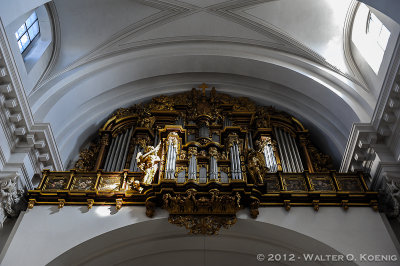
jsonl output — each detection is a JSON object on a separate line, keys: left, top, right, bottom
{"left": 119, "top": 127, "right": 133, "bottom": 171}
{"left": 103, "top": 137, "right": 116, "bottom": 171}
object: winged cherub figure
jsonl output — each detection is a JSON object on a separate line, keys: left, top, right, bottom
{"left": 136, "top": 143, "right": 161, "bottom": 185}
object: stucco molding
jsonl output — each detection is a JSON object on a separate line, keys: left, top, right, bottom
{"left": 0, "top": 18, "right": 63, "bottom": 176}
{"left": 340, "top": 36, "right": 400, "bottom": 191}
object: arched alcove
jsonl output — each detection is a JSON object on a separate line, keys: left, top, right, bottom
{"left": 48, "top": 218, "right": 354, "bottom": 266}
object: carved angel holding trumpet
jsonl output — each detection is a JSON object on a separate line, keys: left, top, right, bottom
{"left": 136, "top": 143, "right": 161, "bottom": 185}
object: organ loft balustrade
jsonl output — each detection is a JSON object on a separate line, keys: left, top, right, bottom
{"left": 28, "top": 85, "right": 378, "bottom": 234}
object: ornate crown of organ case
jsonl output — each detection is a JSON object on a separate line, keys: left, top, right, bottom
{"left": 28, "top": 85, "right": 378, "bottom": 234}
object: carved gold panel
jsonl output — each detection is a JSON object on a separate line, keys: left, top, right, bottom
{"left": 98, "top": 175, "right": 121, "bottom": 191}
{"left": 265, "top": 178, "right": 280, "bottom": 192}
{"left": 336, "top": 178, "right": 364, "bottom": 192}
{"left": 309, "top": 177, "right": 336, "bottom": 192}
{"left": 43, "top": 176, "right": 70, "bottom": 190}
{"left": 283, "top": 177, "right": 307, "bottom": 191}
{"left": 70, "top": 176, "right": 97, "bottom": 191}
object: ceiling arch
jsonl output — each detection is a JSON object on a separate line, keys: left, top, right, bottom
{"left": 48, "top": 218, "right": 352, "bottom": 266}
{"left": 20, "top": 0, "right": 390, "bottom": 169}
{"left": 28, "top": 42, "right": 375, "bottom": 167}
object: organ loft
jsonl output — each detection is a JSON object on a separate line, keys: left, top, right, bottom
{"left": 28, "top": 86, "right": 377, "bottom": 234}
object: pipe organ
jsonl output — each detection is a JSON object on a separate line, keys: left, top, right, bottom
{"left": 29, "top": 86, "right": 377, "bottom": 234}
{"left": 86, "top": 87, "right": 331, "bottom": 182}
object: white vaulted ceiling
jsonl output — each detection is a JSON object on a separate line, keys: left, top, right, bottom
{"left": 24, "top": 0, "right": 384, "bottom": 168}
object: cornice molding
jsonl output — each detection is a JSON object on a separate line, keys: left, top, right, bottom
{"left": 340, "top": 35, "right": 400, "bottom": 189}
{"left": 0, "top": 18, "right": 63, "bottom": 176}
{"left": 372, "top": 34, "right": 400, "bottom": 129}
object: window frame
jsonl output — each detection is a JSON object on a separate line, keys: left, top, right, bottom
{"left": 15, "top": 12, "right": 40, "bottom": 54}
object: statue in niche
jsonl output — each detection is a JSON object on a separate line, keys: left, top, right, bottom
{"left": 136, "top": 143, "right": 161, "bottom": 185}
{"left": 247, "top": 149, "right": 269, "bottom": 184}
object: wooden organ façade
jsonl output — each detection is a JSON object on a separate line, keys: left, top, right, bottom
{"left": 28, "top": 86, "right": 378, "bottom": 234}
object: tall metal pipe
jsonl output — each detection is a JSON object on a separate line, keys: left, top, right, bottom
{"left": 275, "top": 128, "right": 288, "bottom": 172}
{"left": 287, "top": 132, "right": 302, "bottom": 172}
{"left": 230, "top": 146, "right": 236, "bottom": 179}
{"left": 115, "top": 130, "right": 129, "bottom": 171}
{"left": 129, "top": 145, "right": 138, "bottom": 171}
{"left": 282, "top": 130, "right": 295, "bottom": 172}
{"left": 235, "top": 143, "right": 242, "bottom": 179}
{"left": 119, "top": 127, "right": 133, "bottom": 171}
{"left": 103, "top": 137, "right": 116, "bottom": 171}
{"left": 108, "top": 134, "right": 122, "bottom": 171}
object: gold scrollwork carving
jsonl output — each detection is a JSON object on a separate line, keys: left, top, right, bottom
{"left": 134, "top": 136, "right": 151, "bottom": 149}
{"left": 58, "top": 199, "right": 65, "bottom": 209}
{"left": 179, "top": 150, "right": 187, "bottom": 160}
{"left": 208, "top": 147, "right": 219, "bottom": 158}
{"left": 168, "top": 214, "right": 237, "bottom": 235}
{"left": 249, "top": 199, "right": 260, "bottom": 218}
{"left": 188, "top": 147, "right": 198, "bottom": 157}
{"left": 28, "top": 199, "right": 36, "bottom": 209}
{"left": 116, "top": 198, "right": 123, "bottom": 210}
{"left": 163, "top": 189, "right": 241, "bottom": 215}
{"left": 308, "top": 144, "right": 334, "bottom": 172}
{"left": 87, "top": 199, "right": 94, "bottom": 209}
{"left": 226, "top": 133, "right": 239, "bottom": 148}
{"left": 74, "top": 142, "right": 100, "bottom": 171}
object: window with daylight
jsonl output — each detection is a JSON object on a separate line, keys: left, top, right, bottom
{"left": 352, "top": 4, "right": 391, "bottom": 74}
{"left": 366, "top": 12, "right": 390, "bottom": 51}
{"left": 15, "top": 12, "right": 40, "bottom": 54}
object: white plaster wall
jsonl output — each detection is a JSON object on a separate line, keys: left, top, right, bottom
{"left": 1, "top": 206, "right": 398, "bottom": 266}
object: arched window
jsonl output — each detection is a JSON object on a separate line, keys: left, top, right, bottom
{"left": 352, "top": 4, "right": 391, "bottom": 74}
{"left": 15, "top": 12, "right": 40, "bottom": 54}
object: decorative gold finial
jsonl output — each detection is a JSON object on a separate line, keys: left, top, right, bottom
{"left": 58, "top": 199, "right": 65, "bottom": 209}
{"left": 199, "top": 83, "right": 208, "bottom": 96}
{"left": 87, "top": 199, "right": 94, "bottom": 209}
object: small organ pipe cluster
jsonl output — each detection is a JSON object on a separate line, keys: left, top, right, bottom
{"left": 28, "top": 85, "right": 378, "bottom": 234}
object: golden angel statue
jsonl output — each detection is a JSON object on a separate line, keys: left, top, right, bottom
{"left": 136, "top": 143, "right": 161, "bottom": 185}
